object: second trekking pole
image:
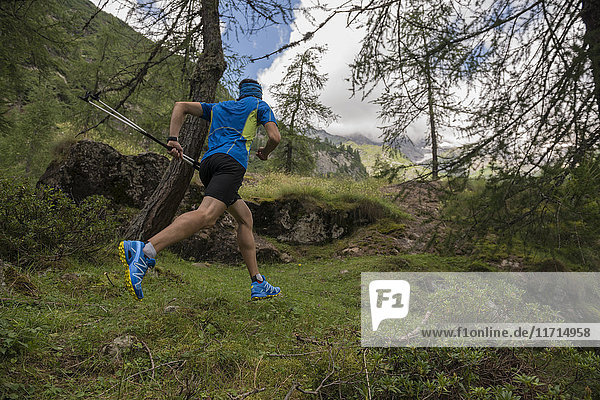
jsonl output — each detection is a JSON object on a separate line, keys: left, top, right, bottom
{"left": 79, "top": 92, "right": 202, "bottom": 171}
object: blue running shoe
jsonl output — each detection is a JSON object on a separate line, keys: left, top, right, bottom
{"left": 251, "top": 277, "right": 281, "bottom": 301}
{"left": 119, "top": 240, "right": 155, "bottom": 301}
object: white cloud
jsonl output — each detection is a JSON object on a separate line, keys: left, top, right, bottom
{"left": 95, "top": 0, "right": 131, "bottom": 23}
{"left": 257, "top": 1, "right": 388, "bottom": 142}
{"left": 99, "top": 0, "right": 389, "bottom": 140}
{"left": 99, "top": 0, "right": 441, "bottom": 144}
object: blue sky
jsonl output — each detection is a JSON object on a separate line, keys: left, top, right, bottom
{"left": 130, "top": 0, "right": 295, "bottom": 81}
{"left": 221, "top": 3, "right": 296, "bottom": 80}
{"left": 223, "top": 24, "right": 292, "bottom": 81}
{"left": 98, "top": 0, "right": 480, "bottom": 146}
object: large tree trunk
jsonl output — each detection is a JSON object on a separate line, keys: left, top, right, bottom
{"left": 125, "top": 0, "right": 226, "bottom": 241}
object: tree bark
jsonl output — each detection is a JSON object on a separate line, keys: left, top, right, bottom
{"left": 125, "top": 0, "right": 226, "bottom": 241}
{"left": 424, "top": 58, "right": 439, "bottom": 180}
{"left": 284, "top": 141, "right": 293, "bottom": 174}
{"left": 581, "top": 0, "right": 600, "bottom": 113}
{"left": 420, "top": 31, "right": 439, "bottom": 180}
{"left": 284, "top": 56, "right": 304, "bottom": 174}
{"left": 427, "top": 85, "right": 438, "bottom": 180}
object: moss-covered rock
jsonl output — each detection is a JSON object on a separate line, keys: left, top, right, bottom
{"left": 38, "top": 139, "right": 169, "bottom": 208}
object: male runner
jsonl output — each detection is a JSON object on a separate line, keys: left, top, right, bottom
{"left": 119, "top": 79, "right": 282, "bottom": 301}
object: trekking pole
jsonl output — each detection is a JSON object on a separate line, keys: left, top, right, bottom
{"left": 79, "top": 91, "right": 202, "bottom": 171}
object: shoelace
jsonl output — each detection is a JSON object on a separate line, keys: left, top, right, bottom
{"left": 262, "top": 281, "right": 276, "bottom": 293}
{"left": 129, "top": 242, "right": 155, "bottom": 269}
{"left": 143, "top": 255, "right": 155, "bottom": 269}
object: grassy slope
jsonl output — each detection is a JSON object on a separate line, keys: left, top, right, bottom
{"left": 0, "top": 0, "right": 196, "bottom": 179}
{"left": 2, "top": 250, "right": 598, "bottom": 398}
{"left": 2, "top": 171, "right": 599, "bottom": 399}
{"left": 346, "top": 142, "right": 411, "bottom": 174}
{"left": 3, "top": 1, "right": 599, "bottom": 397}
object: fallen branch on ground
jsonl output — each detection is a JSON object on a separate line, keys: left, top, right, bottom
{"left": 267, "top": 350, "right": 326, "bottom": 357}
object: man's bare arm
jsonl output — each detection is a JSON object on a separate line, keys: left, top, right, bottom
{"left": 168, "top": 102, "right": 203, "bottom": 159}
{"left": 256, "top": 121, "right": 281, "bottom": 160}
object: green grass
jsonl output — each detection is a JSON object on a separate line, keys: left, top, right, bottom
{"left": 240, "top": 173, "right": 407, "bottom": 220}
{"left": 2, "top": 249, "right": 599, "bottom": 399}
{"left": 2, "top": 173, "right": 600, "bottom": 399}
{"left": 1, "top": 249, "right": 364, "bottom": 399}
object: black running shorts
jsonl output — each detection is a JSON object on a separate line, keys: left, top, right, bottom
{"left": 198, "top": 153, "right": 246, "bottom": 207}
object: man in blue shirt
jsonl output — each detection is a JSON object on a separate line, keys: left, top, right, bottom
{"left": 119, "top": 79, "right": 282, "bottom": 301}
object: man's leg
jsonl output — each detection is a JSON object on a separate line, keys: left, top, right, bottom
{"left": 227, "top": 199, "right": 259, "bottom": 277}
{"left": 227, "top": 199, "right": 281, "bottom": 300}
{"left": 148, "top": 196, "right": 227, "bottom": 253}
{"left": 119, "top": 196, "right": 226, "bottom": 301}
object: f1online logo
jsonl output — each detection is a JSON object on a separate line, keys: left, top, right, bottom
{"left": 369, "top": 280, "right": 410, "bottom": 331}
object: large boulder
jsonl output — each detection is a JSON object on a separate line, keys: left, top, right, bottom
{"left": 37, "top": 140, "right": 293, "bottom": 263}
{"left": 171, "top": 195, "right": 373, "bottom": 261}
{"left": 38, "top": 139, "right": 169, "bottom": 208}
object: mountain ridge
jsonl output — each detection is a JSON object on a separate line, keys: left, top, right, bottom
{"left": 307, "top": 128, "right": 429, "bottom": 163}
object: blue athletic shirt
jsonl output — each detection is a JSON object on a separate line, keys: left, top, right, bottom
{"left": 199, "top": 96, "right": 277, "bottom": 169}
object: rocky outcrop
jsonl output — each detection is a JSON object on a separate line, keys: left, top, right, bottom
{"left": 38, "top": 139, "right": 169, "bottom": 208}
{"left": 173, "top": 196, "right": 376, "bottom": 263}
{"left": 248, "top": 196, "right": 376, "bottom": 244}
{"left": 37, "top": 140, "right": 378, "bottom": 263}
{"left": 313, "top": 149, "right": 366, "bottom": 178}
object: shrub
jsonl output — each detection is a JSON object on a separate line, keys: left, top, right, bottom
{"left": 443, "top": 156, "right": 600, "bottom": 268}
{"left": 0, "top": 318, "right": 44, "bottom": 359}
{"left": 0, "top": 177, "right": 118, "bottom": 267}
{"left": 367, "top": 347, "right": 600, "bottom": 399}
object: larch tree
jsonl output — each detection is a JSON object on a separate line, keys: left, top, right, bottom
{"left": 337, "top": 0, "right": 600, "bottom": 237}
{"left": 350, "top": 0, "right": 479, "bottom": 180}
{"left": 269, "top": 45, "right": 338, "bottom": 174}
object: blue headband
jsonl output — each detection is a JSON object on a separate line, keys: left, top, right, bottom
{"left": 238, "top": 82, "right": 263, "bottom": 100}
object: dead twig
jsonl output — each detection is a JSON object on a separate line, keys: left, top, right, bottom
{"left": 228, "top": 387, "right": 266, "bottom": 400}
{"left": 104, "top": 271, "right": 117, "bottom": 287}
{"left": 296, "top": 347, "right": 336, "bottom": 395}
{"left": 138, "top": 338, "right": 155, "bottom": 380}
{"left": 363, "top": 349, "right": 372, "bottom": 400}
{"left": 397, "top": 311, "right": 432, "bottom": 343}
{"left": 66, "top": 352, "right": 97, "bottom": 370}
{"left": 284, "top": 383, "right": 298, "bottom": 400}
{"left": 124, "top": 360, "right": 185, "bottom": 381}
{"left": 273, "top": 373, "right": 294, "bottom": 398}
{"left": 99, "top": 360, "right": 186, "bottom": 397}
{"left": 267, "top": 350, "right": 326, "bottom": 358}
{"left": 253, "top": 355, "right": 263, "bottom": 388}
{"left": 294, "top": 332, "right": 327, "bottom": 345}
